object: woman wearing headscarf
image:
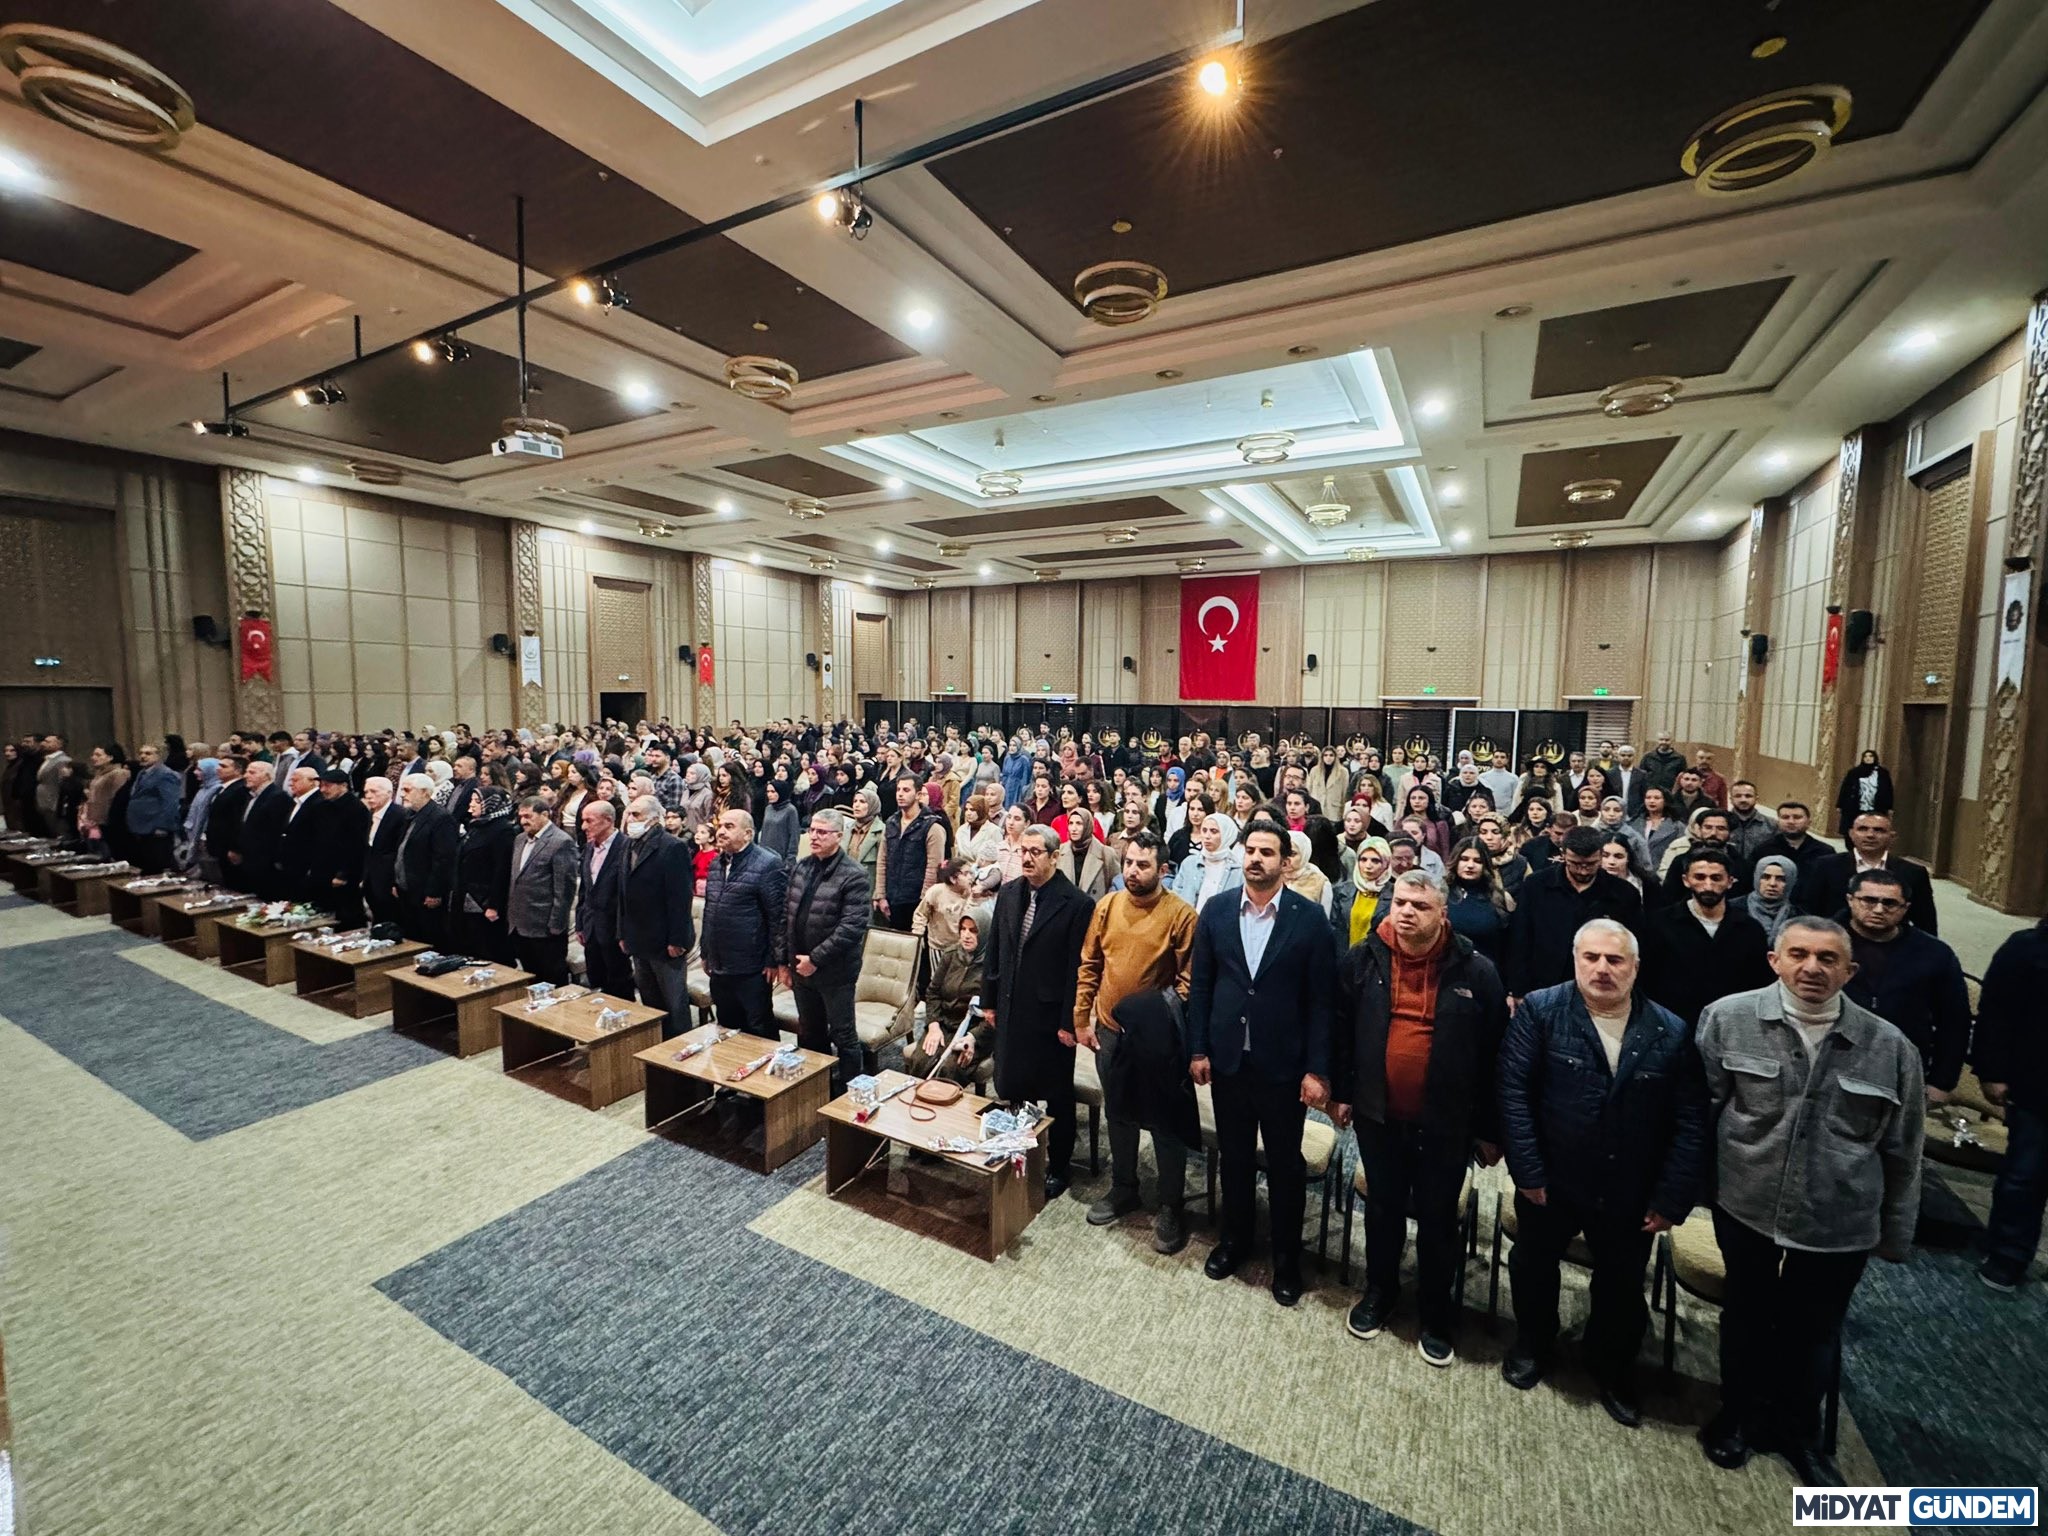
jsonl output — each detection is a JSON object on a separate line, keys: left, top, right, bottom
{"left": 1741, "top": 853, "right": 1801, "bottom": 938}
{"left": 906, "top": 903, "right": 993, "bottom": 1084}
{"left": 759, "top": 775, "right": 801, "bottom": 864}
{"left": 957, "top": 788, "right": 1003, "bottom": 866}
{"left": 1330, "top": 836, "right": 1391, "bottom": 952}
{"left": 1171, "top": 812, "right": 1242, "bottom": 906}
{"left": 1001, "top": 735, "right": 1034, "bottom": 807}
{"left": 178, "top": 757, "right": 223, "bottom": 876}
{"left": 453, "top": 784, "right": 517, "bottom": 962}
{"left": 1595, "top": 794, "right": 1650, "bottom": 876}
{"left": 1151, "top": 764, "right": 1189, "bottom": 845}
{"left": 1833, "top": 748, "right": 1894, "bottom": 836}
{"left": 1284, "top": 829, "right": 1332, "bottom": 916}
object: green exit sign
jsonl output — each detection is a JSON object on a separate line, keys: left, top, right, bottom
{"left": 1041, "top": 683, "right": 1051, "bottom": 692}
{"left": 1592, "top": 686, "right": 1611, "bottom": 697}
{"left": 944, "top": 684, "right": 956, "bottom": 693}
{"left": 1421, "top": 685, "right": 1437, "bottom": 696}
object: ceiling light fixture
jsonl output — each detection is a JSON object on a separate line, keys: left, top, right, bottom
{"left": 1563, "top": 478, "right": 1623, "bottom": 506}
{"left": 1288, "top": 344, "right": 1318, "bottom": 357}
{"left": 816, "top": 186, "right": 873, "bottom": 238}
{"left": 0, "top": 25, "right": 195, "bottom": 151}
{"left": 975, "top": 426, "right": 1023, "bottom": 498}
{"left": 1599, "top": 375, "right": 1683, "bottom": 418}
{"left": 0, "top": 149, "right": 42, "bottom": 190}
{"left": 978, "top": 562, "right": 994, "bottom": 577}
{"left": 786, "top": 497, "right": 827, "bottom": 521}
{"left": 188, "top": 371, "right": 247, "bottom": 437}
{"left": 570, "top": 273, "right": 630, "bottom": 312}
{"left": 935, "top": 540, "right": 970, "bottom": 558}
{"left": 1345, "top": 547, "right": 1378, "bottom": 562}
{"left": 749, "top": 552, "right": 763, "bottom": 565}
{"left": 725, "top": 355, "right": 799, "bottom": 402}
{"left": 290, "top": 377, "right": 346, "bottom": 407}
{"left": 346, "top": 461, "right": 403, "bottom": 487}
{"left": 1175, "top": 557, "right": 1209, "bottom": 572}
{"left": 411, "top": 334, "right": 470, "bottom": 365}
{"left": 883, "top": 476, "right": 904, "bottom": 490}
{"left": 1103, "top": 527, "right": 1140, "bottom": 545}
{"left": 1196, "top": 57, "right": 1232, "bottom": 97}
{"left": 1417, "top": 394, "right": 1450, "bottom": 422}
{"left": 1208, "top": 506, "right": 1227, "bottom": 524}
{"left": 1452, "top": 528, "right": 1473, "bottom": 547}
{"left": 579, "top": 519, "right": 598, "bottom": 535}
{"left": 1495, "top": 304, "right": 1533, "bottom": 319}
{"left": 808, "top": 554, "right": 839, "bottom": 571}
{"left": 1073, "top": 259, "right": 1169, "bottom": 326}
{"left": 639, "top": 520, "right": 674, "bottom": 538}
{"left": 1681, "top": 84, "right": 1853, "bottom": 195}
{"left": 622, "top": 380, "right": 656, "bottom": 406}
{"left": 1764, "top": 450, "right": 1790, "bottom": 471}
{"left": 912, "top": 576, "right": 939, "bottom": 589}
{"left": 1551, "top": 531, "right": 1594, "bottom": 549}
{"left": 1263, "top": 544, "right": 1279, "bottom": 556}
{"left": 717, "top": 499, "right": 737, "bottom": 515}
{"left": 1033, "top": 568, "right": 1061, "bottom": 582}
{"left": 1304, "top": 474, "right": 1351, "bottom": 528}
{"left": 905, "top": 306, "right": 935, "bottom": 333}
{"left": 1895, "top": 328, "right": 1939, "bottom": 357}
{"left": 1439, "top": 480, "right": 1466, "bottom": 506}
{"left": 294, "top": 466, "right": 319, "bottom": 484}
{"left": 874, "top": 538, "right": 892, "bottom": 554}
{"left": 1155, "top": 368, "right": 1183, "bottom": 380}
{"left": 1236, "top": 431, "right": 1295, "bottom": 466}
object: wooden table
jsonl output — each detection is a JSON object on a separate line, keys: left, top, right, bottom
{"left": 637, "top": 1026, "right": 835, "bottom": 1172}
{"left": 820, "top": 1071, "right": 1051, "bottom": 1261}
{"left": 153, "top": 891, "right": 249, "bottom": 954}
{"left": 388, "top": 962, "right": 536, "bottom": 1056}
{"left": 107, "top": 877, "right": 200, "bottom": 934}
{"left": 40, "top": 862, "right": 128, "bottom": 915}
{"left": 290, "top": 937, "right": 429, "bottom": 1017}
{"left": 492, "top": 989, "right": 666, "bottom": 1110}
{"left": 215, "top": 913, "right": 333, "bottom": 986}
{"left": 5, "top": 850, "right": 50, "bottom": 892}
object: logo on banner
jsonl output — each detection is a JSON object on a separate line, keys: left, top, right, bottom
{"left": 237, "top": 617, "right": 274, "bottom": 683}
{"left": 1791, "top": 1486, "right": 2036, "bottom": 1526}
{"left": 1178, "top": 573, "right": 1261, "bottom": 701}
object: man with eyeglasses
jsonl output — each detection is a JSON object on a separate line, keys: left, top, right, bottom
{"left": 1840, "top": 868, "right": 1969, "bottom": 1107}
{"left": 1804, "top": 812, "right": 1939, "bottom": 936}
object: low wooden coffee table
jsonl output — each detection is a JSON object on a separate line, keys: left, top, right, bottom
{"left": 215, "top": 913, "right": 334, "bottom": 986}
{"left": 388, "top": 962, "right": 535, "bottom": 1056}
{"left": 820, "top": 1071, "right": 1051, "bottom": 1261}
{"left": 108, "top": 877, "right": 199, "bottom": 934}
{"left": 290, "top": 937, "right": 429, "bottom": 1017}
{"left": 637, "top": 1026, "right": 835, "bottom": 1171}
{"left": 41, "top": 862, "right": 128, "bottom": 915}
{"left": 492, "top": 989, "right": 666, "bottom": 1110}
{"left": 154, "top": 890, "right": 248, "bottom": 954}
{"left": 4, "top": 848, "right": 50, "bottom": 891}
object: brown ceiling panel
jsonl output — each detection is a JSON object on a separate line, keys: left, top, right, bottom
{"left": 0, "top": 186, "right": 194, "bottom": 295}
{"left": 1, "top": 0, "right": 909, "bottom": 379}
{"left": 721, "top": 455, "right": 876, "bottom": 498}
{"left": 587, "top": 486, "right": 714, "bottom": 519}
{"left": 1030, "top": 538, "right": 1244, "bottom": 563}
{"left": 780, "top": 533, "right": 949, "bottom": 572}
{"left": 911, "top": 496, "right": 1185, "bottom": 539}
{"left": 0, "top": 337, "right": 41, "bottom": 371}
{"left": 1531, "top": 278, "right": 1794, "bottom": 397}
{"left": 1515, "top": 439, "right": 1679, "bottom": 527}
{"left": 928, "top": 0, "right": 1988, "bottom": 301}
{"left": 242, "top": 342, "right": 656, "bottom": 464}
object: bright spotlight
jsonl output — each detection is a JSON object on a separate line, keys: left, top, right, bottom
{"left": 1196, "top": 59, "right": 1231, "bottom": 97}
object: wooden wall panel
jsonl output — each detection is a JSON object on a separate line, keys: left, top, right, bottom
{"left": 1383, "top": 560, "right": 1485, "bottom": 698}
{"left": 588, "top": 577, "right": 653, "bottom": 696}
{"left": 1560, "top": 548, "right": 1653, "bottom": 698}
{"left": 972, "top": 587, "right": 1016, "bottom": 698}
{"left": 1015, "top": 582, "right": 1081, "bottom": 695}
{"left": 928, "top": 589, "right": 972, "bottom": 696}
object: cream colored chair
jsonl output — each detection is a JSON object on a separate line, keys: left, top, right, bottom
{"left": 852, "top": 928, "right": 920, "bottom": 1071}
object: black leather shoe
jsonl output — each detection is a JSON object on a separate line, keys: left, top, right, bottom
{"left": 1698, "top": 1413, "right": 1749, "bottom": 1470}
{"left": 1500, "top": 1351, "right": 1548, "bottom": 1391}
{"left": 1204, "top": 1243, "right": 1242, "bottom": 1281}
{"left": 1270, "top": 1264, "right": 1303, "bottom": 1307}
{"left": 1044, "top": 1169, "right": 1071, "bottom": 1201}
{"left": 1598, "top": 1377, "right": 1643, "bottom": 1429}
{"left": 1345, "top": 1289, "right": 1395, "bottom": 1340}
{"left": 1778, "top": 1443, "right": 1846, "bottom": 1487}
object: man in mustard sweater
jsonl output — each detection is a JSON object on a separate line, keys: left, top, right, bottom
{"left": 1075, "top": 830, "right": 1199, "bottom": 1252}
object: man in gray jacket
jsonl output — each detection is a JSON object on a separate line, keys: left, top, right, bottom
{"left": 1694, "top": 915, "right": 1924, "bottom": 1488}
{"left": 506, "top": 796, "right": 579, "bottom": 984}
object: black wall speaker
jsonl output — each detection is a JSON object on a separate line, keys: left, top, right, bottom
{"left": 1121, "top": 656, "right": 1136, "bottom": 673}
{"left": 1749, "top": 632, "right": 1771, "bottom": 665}
{"left": 1844, "top": 609, "right": 1875, "bottom": 655}
{"left": 1304, "top": 653, "right": 1319, "bottom": 673}
{"left": 677, "top": 644, "right": 694, "bottom": 665}
{"left": 489, "top": 633, "right": 512, "bottom": 656}
{"left": 805, "top": 652, "right": 820, "bottom": 671}
{"left": 191, "top": 615, "right": 226, "bottom": 646}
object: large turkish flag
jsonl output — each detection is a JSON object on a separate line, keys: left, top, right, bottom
{"left": 1178, "top": 573, "right": 1260, "bottom": 700}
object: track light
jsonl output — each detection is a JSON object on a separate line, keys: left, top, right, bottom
{"left": 189, "top": 418, "right": 248, "bottom": 437}
{"left": 290, "top": 377, "right": 346, "bottom": 407}
{"left": 815, "top": 187, "right": 873, "bottom": 239}
{"left": 411, "top": 334, "right": 471, "bottom": 365}
{"left": 570, "top": 273, "right": 630, "bottom": 312}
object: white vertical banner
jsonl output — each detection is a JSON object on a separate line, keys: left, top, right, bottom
{"left": 1998, "top": 570, "right": 2030, "bottom": 690}
{"left": 520, "top": 633, "right": 542, "bottom": 689}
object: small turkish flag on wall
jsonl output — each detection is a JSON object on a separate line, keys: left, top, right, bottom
{"left": 1178, "top": 573, "right": 1260, "bottom": 700}
{"left": 237, "top": 617, "right": 274, "bottom": 683}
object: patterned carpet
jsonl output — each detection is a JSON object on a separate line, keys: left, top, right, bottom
{"left": 0, "top": 895, "right": 2037, "bottom": 1534}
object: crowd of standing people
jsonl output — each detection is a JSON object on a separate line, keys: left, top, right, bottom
{"left": 5, "top": 713, "right": 2042, "bottom": 1488}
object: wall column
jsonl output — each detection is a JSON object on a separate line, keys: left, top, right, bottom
{"left": 1978, "top": 291, "right": 2048, "bottom": 913}
{"left": 1814, "top": 428, "right": 1882, "bottom": 794}
{"left": 509, "top": 520, "right": 546, "bottom": 731}
{"left": 220, "top": 467, "right": 282, "bottom": 734}
{"left": 690, "top": 553, "right": 715, "bottom": 728}
{"left": 1732, "top": 497, "right": 1779, "bottom": 782}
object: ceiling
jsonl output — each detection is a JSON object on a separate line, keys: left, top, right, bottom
{"left": 1, "top": 0, "right": 2046, "bottom": 587}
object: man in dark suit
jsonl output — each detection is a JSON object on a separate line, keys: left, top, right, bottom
{"left": 507, "top": 795, "right": 579, "bottom": 984}
{"left": 309, "top": 767, "right": 371, "bottom": 926}
{"left": 393, "top": 773, "right": 458, "bottom": 947}
{"left": 575, "top": 799, "right": 632, "bottom": 1001}
{"left": 1802, "top": 811, "right": 1938, "bottom": 935}
{"left": 207, "top": 757, "right": 253, "bottom": 889}
{"left": 233, "top": 759, "right": 293, "bottom": 901}
{"left": 619, "top": 795, "right": 697, "bottom": 1038}
{"left": 1750, "top": 801, "right": 1835, "bottom": 908}
{"left": 361, "top": 776, "right": 409, "bottom": 927}
{"left": 275, "top": 764, "right": 325, "bottom": 905}
{"left": 984, "top": 824, "right": 1094, "bottom": 1199}
{"left": 1188, "top": 816, "right": 1336, "bottom": 1308}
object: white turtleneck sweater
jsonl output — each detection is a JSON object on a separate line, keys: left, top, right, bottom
{"left": 1777, "top": 981, "right": 1842, "bottom": 1062}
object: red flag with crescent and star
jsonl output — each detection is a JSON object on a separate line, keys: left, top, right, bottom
{"left": 1178, "top": 573, "right": 1260, "bottom": 700}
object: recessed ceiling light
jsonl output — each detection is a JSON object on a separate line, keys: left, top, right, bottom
{"left": 1496, "top": 304, "right": 1533, "bottom": 319}
{"left": 863, "top": 573, "right": 875, "bottom": 586}
{"left": 1417, "top": 394, "right": 1450, "bottom": 422}
{"left": 906, "top": 306, "right": 935, "bottom": 333}
{"left": 978, "top": 562, "right": 994, "bottom": 577}
{"left": 0, "top": 150, "right": 43, "bottom": 191}
{"left": 623, "top": 381, "right": 655, "bottom": 405}
{"left": 294, "top": 467, "right": 319, "bottom": 484}
{"left": 1440, "top": 480, "right": 1466, "bottom": 506}
{"left": 1155, "top": 369, "right": 1183, "bottom": 381}
{"left": 883, "top": 476, "right": 905, "bottom": 490}
{"left": 1263, "top": 543, "right": 1279, "bottom": 556}
{"left": 1764, "top": 451, "right": 1789, "bottom": 471}
{"left": 579, "top": 519, "right": 597, "bottom": 534}
{"left": 1896, "top": 328, "right": 1939, "bottom": 356}
{"left": 875, "top": 538, "right": 892, "bottom": 553}
{"left": 1208, "top": 507, "right": 1226, "bottom": 523}
{"left": 749, "top": 552, "right": 762, "bottom": 564}
{"left": 1287, "top": 344, "right": 1318, "bottom": 357}
{"left": 1435, "top": 465, "right": 1458, "bottom": 473}
{"left": 1031, "top": 393, "right": 1057, "bottom": 403}
{"left": 717, "top": 499, "right": 736, "bottom": 515}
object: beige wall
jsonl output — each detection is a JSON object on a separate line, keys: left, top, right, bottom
{"left": 709, "top": 559, "right": 809, "bottom": 724}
